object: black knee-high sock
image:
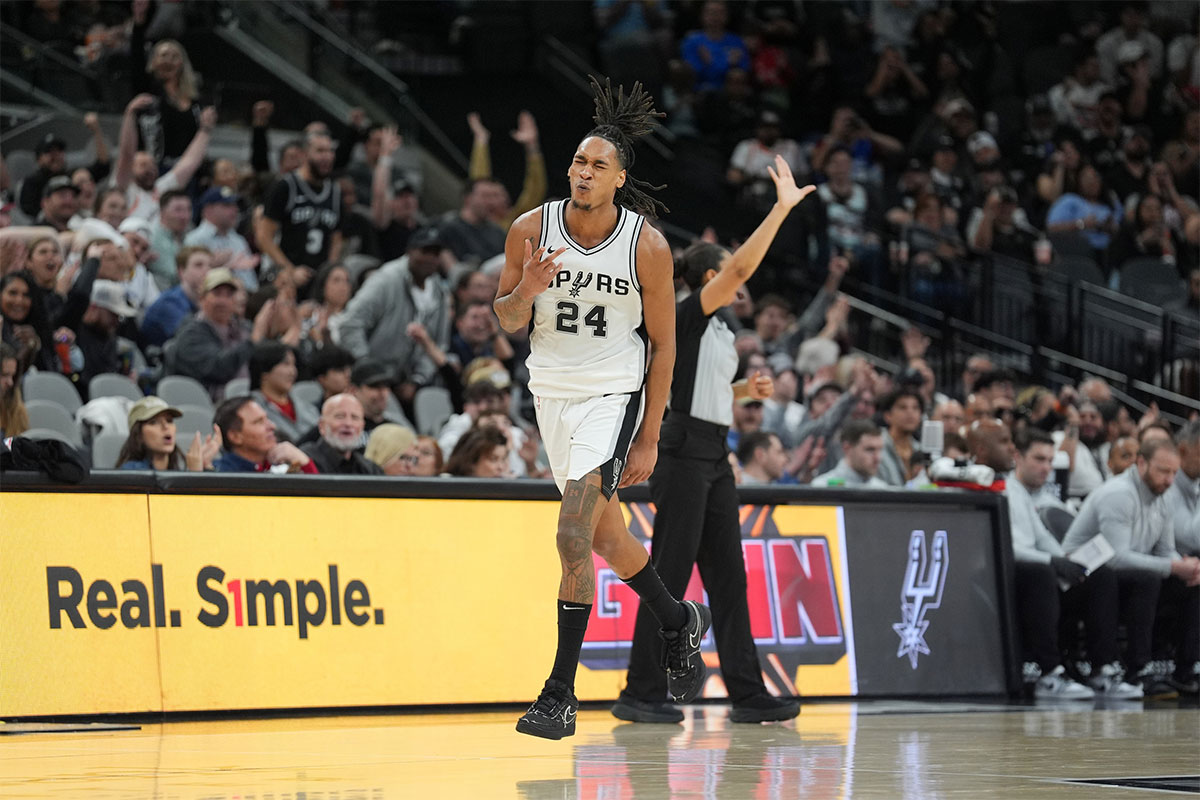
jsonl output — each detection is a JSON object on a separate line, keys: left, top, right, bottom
{"left": 623, "top": 561, "right": 687, "bottom": 630}
{"left": 549, "top": 601, "right": 592, "bottom": 689}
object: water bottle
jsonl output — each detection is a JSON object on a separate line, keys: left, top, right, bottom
{"left": 1051, "top": 449, "right": 1071, "bottom": 500}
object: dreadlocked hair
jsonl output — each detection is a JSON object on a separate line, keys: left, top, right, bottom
{"left": 585, "top": 75, "right": 669, "bottom": 218}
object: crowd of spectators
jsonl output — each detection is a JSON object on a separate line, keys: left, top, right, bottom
{"left": 0, "top": 0, "right": 1197, "bottom": 698}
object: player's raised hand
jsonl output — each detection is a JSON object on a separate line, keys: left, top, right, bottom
{"left": 768, "top": 155, "right": 816, "bottom": 211}
{"left": 516, "top": 239, "right": 568, "bottom": 299}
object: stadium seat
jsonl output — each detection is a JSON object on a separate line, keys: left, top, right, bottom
{"left": 24, "top": 400, "right": 82, "bottom": 446}
{"left": 292, "top": 380, "right": 323, "bottom": 408}
{"left": 1048, "top": 232, "right": 1095, "bottom": 261}
{"left": 1038, "top": 505, "right": 1076, "bottom": 543}
{"left": 90, "top": 431, "right": 127, "bottom": 469}
{"left": 1049, "top": 255, "right": 1104, "bottom": 286}
{"left": 1118, "top": 258, "right": 1186, "bottom": 306}
{"left": 89, "top": 373, "right": 144, "bottom": 402}
{"left": 225, "top": 377, "right": 250, "bottom": 398}
{"left": 175, "top": 404, "right": 214, "bottom": 442}
{"left": 414, "top": 386, "right": 453, "bottom": 436}
{"left": 23, "top": 371, "right": 82, "bottom": 415}
{"left": 158, "top": 375, "right": 213, "bottom": 411}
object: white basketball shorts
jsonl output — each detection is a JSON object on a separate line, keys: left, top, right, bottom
{"left": 534, "top": 388, "right": 645, "bottom": 498}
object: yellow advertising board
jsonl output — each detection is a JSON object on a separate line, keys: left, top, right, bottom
{"left": 0, "top": 494, "right": 162, "bottom": 716}
{"left": 0, "top": 491, "right": 855, "bottom": 716}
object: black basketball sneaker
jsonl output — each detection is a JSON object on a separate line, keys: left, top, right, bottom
{"left": 516, "top": 678, "right": 579, "bottom": 739}
{"left": 661, "top": 600, "right": 712, "bottom": 703}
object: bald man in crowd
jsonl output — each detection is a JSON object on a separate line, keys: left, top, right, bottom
{"left": 301, "top": 394, "right": 383, "bottom": 475}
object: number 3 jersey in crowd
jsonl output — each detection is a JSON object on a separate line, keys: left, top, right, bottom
{"left": 262, "top": 172, "right": 342, "bottom": 269}
{"left": 527, "top": 199, "right": 649, "bottom": 399}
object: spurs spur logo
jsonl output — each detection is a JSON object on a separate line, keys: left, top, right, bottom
{"left": 568, "top": 271, "right": 593, "bottom": 298}
{"left": 892, "top": 529, "right": 949, "bottom": 669}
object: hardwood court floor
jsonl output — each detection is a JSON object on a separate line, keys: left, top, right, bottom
{"left": 1, "top": 700, "right": 1197, "bottom": 799}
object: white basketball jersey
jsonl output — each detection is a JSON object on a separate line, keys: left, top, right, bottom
{"left": 526, "top": 200, "right": 648, "bottom": 399}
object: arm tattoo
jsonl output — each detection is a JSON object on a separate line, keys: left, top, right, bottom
{"left": 495, "top": 290, "right": 534, "bottom": 332}
{"left": 556, "top": 471, "right": 607, "bottom": 603}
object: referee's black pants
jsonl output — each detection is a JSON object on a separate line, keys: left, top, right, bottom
{"left": 622, "top": 416, "right": 769, "bottom": 704}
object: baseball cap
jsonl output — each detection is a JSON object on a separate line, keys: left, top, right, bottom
{"left": 35, "top": 134, "right": 67, "bottom": 155}
{"left": 118, "top": 216, "right": 153, "bottom": 240}
{"left": 967, "top": 131, "right": 999, "bottom": 157}
{"left": 350, "top": 359, "right": 396, "bottom": 387}
{"left": 75, "top": 217, "right": 125, "bottom": 247}
{"left": 736, "top": 396, "right": 764, "bottom": 407}
{"left": 89, "top": 280, "right": 137, "bottom": 317}
{"left": 934, "top": 134, "right": 957, "bottom": 152}
{"left": 128, "top": 395, "right": 183, "bottom": 427}
{"left": 198, "top": 185, "right": 240, "bottom": 208}
{"left": 1117, "top": 39, "right": 1147, "bottom": 64}
{"left": 392, "top": 178, "right": 415, "bottom": 195}
{"left": 42, "top": 174, "right": 79, "bottom": 199}
{"left": 202, "top": 267, "right": 239, "bottom": 293}
{"left": 407, "top": 226, "right": 445, "bottom": 251}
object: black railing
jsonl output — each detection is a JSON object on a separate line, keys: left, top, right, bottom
{"left": 843, "top": 244, "right": 1197, "bottom": 425}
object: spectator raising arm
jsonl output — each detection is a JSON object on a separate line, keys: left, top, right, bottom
{"left": 250, "top": 100, "right": 273, "bottom": 175}
{"left": 336, "top": 108, "right": 368, "bottom": 171}
{"left": 370, "top": 127, "right": 403, "bottom": 231}
{"left": 504, "top": 112, "right": 547, "bottom": 229}
{"left": 82, "top": 113, "right": 111, "bottom": 182}
{"left": 114, "top": 94, "right": 156, "bottom": 192}
{"left": 171, "top": 106, "right": 217, "bottom": 188}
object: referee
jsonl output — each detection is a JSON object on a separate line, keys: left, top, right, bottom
{"left": 613, "top": 156, "right": 814, "bottom": 723}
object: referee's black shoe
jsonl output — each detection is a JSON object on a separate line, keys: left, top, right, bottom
{"left": 661, "top": 600, "right": 712, "bottom": 703}
{"left": 516, "top": 679, "right": 578, "bottom": 739}
{"left": 731, "top": 693, "right": 801, "bottom": 723}
{"left": 611, "top": 693, "right": 685, "bottom": 723}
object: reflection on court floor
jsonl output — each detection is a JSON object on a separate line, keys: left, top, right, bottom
{"left": 1, "top": 701, "right": 1196, "bottom": 799}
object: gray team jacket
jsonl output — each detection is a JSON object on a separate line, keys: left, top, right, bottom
{"left": 334, "top": 255, "right": 451, "bottom": 386}
{"left": 1062, "top": 466, "right": 1178, "bottom": 577}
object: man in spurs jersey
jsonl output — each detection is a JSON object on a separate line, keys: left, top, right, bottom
{"left": 256, "top": 131, "right": 343, "bottom": 293}
{"left": 495, "top": 79, "right": 711, "bottom": 740}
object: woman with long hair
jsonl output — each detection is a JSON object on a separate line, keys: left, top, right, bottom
{"left": 1107, "top": 192, "right": 1187, "bottom": 275}
{"left": 131, "top": 1, "right": 203, "bottom": 166}
{"left": 0, "top": 342, "right": 29, "bottom": 437}
{"left": 301, "top": 263, "right": 355, "bottom": 346}
{"left": 444, "top": 426, "right": 509, "bottom": 478}
{"left": 0, "top": 271, "right": 56, "bottom": 373}
{"left": 116, "top": 396, "right": 220, "bottom": 471}
{"left": 248, "top": 340, "right": 318, "bottom": 443}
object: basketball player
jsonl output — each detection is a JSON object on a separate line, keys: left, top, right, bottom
{"left": 494, "top": 79, "right": 711, "bottom": 740}
{"left": 256, "top": 131, "right": 343, "bottom": 291}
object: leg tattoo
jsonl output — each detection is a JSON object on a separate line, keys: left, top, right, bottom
{"left": 557, "top": 471, "right": 607, "bottom": 603}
